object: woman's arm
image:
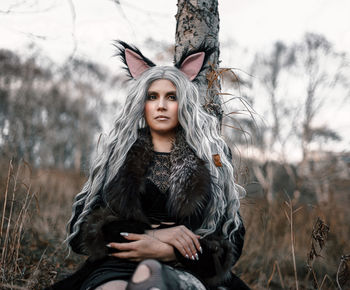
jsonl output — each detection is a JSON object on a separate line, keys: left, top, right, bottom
{"left": 144, "top": 215, "right": 245, "bottom": 286}
{"left": 107, "top": 233, "right": 176, "bottom": 262}
{"left": 68, "top": 197, "right": 151, "bottom": 259}
{"left": 145, "top": 225, "right": 202, "bottom": 260}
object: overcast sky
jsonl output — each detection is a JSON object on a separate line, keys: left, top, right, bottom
{"left": 1, "top": 0, "right": 350, "bottom": 65}
{"left": 1, "top": 0, "right": 349, "bottom": 158}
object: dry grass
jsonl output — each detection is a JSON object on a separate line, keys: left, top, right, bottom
{"left": 0, "top": 160, "right": 86, "bottom": 289}
{"left": 236, "top": 190, "right": 350, "bottom": 289}
{"left": 0, "top": 160, "right": 349, "bottom": 289}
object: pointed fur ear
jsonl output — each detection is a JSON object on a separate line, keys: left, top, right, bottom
{"left": 174, "top": 44, "right": 216, "bottom": 81}
{"left": 114, "top": 40, "right": 156, "bottom": 79}
{"left": 125, "top": 49, "right": 152, "bottom": 78}
{"left": 179, "top": 52, "right": 205, "bottom": 81}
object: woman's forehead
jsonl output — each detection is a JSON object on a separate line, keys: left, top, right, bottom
{"left": 148, "top": 79, "right": 176, "bottom": 91}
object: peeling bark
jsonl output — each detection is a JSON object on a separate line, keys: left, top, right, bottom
{"left": 175, "top": 0, "right": 222, "bottom": 121}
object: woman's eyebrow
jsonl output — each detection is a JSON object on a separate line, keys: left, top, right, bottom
{"left": 147, "top": 91, "right": 158, "bottom": 95}
{"left": 147, "top": 91, "right": 176, "bottom": 95}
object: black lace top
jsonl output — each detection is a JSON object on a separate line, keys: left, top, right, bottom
{"left": 142, "top": 151, "right": 175, "bottom": 225}
{"left": 145, "top": 151, "right": 171, "bottom": 193}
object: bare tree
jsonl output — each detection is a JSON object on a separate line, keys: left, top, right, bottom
{"left": 249, "top": 41, "right": 296, "bottom": 202}
{"left": 293, "top": 33, "right": 350, "bottom": 202}
{"left": 245, "top": 33, "right": 349, "bottom": 203}
{"left": 295, "top": 33, "right": 349, "bottom": 162}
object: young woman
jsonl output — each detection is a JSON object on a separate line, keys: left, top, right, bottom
{"left": 50, "top": 42, "right": 248, "bottom": 290}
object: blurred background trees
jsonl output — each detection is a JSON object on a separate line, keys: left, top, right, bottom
{"left": 0, "top": 45, "right": 115, "bottom": 171}
{"left": 226, "top": 32, "right": 350, "bottom": 203}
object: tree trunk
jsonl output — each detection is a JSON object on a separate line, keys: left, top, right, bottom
{"left": 175, "top": 0, "right": 222, "bottom": 121}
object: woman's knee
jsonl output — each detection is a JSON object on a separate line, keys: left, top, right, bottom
{"left": 132, "top": 263, "right": 151, "bottom": 283}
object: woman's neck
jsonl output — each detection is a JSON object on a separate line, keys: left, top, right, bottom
{"left": 150, "top": 130, "right": 175, "bottom": 153}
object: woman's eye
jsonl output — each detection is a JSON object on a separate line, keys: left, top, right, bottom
{"left": 168, "top": 95, "right": 177, "bottom": 101}
{"left": 147, "top": 94, "right": 157, "bottom": 100}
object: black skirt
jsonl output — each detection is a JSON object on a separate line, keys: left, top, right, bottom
{"left": 46, "top": 257, "right": 136, "bottom": 290}
{"left": 80, "top": 258, "right": 138, "bottom": 289}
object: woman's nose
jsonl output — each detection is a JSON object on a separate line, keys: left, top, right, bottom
{"left": 157, "top": 97, "right": 166, "bottom": 110}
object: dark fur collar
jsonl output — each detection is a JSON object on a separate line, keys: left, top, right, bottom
{"left": 104, "top": 127, "right": 211, "bottom": 223}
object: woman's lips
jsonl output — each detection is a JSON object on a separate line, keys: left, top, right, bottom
{"left": 155, "top": 116, "right": 169, "bottom": 120}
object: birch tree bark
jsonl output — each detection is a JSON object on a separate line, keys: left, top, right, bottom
{"left": 175, "top": 0, "right": 222, "bottom": 121}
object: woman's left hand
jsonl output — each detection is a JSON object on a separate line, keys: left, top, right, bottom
{"left": 107, "top": 233, "right": 176, "bottom": 262}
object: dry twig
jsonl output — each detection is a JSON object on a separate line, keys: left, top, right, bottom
{"left": 267, "top": 260, "right": 285, "bottom": 289}
{"left": 284, "top": 197, "right": 300, "bottom": 290}
{"left": 306, "top": 217, "right": 330, "bottom": 289}
{"left": 336, "top": 254, "right": 350, "bottom": 289}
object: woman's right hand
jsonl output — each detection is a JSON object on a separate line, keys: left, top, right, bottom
{"left": 107, "top": 233, "right": 176, "bottom": 262}
{"left": 146, "top": 225, "right": 202, "bottom": 260}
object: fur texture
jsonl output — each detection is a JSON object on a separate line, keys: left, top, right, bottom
{"left": 81, "top": 207, "right": 149, "bottom": 261}
{"left": 168, "top": 130, "right": 211, "bottom": 218}
{"left": 102, "top": 127, "right": 211, "bottom": 222}
{"left": 174, "top": 224, "right": 245, "bottom": 286}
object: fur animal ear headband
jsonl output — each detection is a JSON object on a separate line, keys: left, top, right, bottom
{"left": 115, "top": 40, "right": 215, "bottom": 81}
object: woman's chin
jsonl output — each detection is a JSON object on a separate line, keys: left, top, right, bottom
{"left": 149, "top": 127, "right": 177, "bottom": 136}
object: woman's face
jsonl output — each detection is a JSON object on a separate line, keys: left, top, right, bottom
{"left": 144, "top": 79, "right": 179, "bottom": 135}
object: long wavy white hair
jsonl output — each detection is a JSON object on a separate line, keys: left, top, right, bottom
{"left": 67, "top": 66, "right": 245, "bottom": 247}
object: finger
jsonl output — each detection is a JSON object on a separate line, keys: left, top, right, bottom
{"left": 182, "top": 228, "right": 202, "bottom": 253}
{"left": 119, "top": 232, "right": 144, "bottom": 241}
{"left": 176, "top": 237, "right": 195, "bottom": 260}
{"left": 190, "top": 233, "right": 202, "bottom": 253}
{"left": 176, "top": 227, "right": 196, "bottom": 259}
{"left": 172, "top": 240, "right": 190, "bottom": 259}
{"left": 109, "top": 250, "right": 134, "bottom": 259}
{"left": 180, "top": 234, "right": 198, "bottom": 258}
{"left": 194, "top": 238, "right": 202, "bottom": 253}
{"left": 107, "top": 242, "right": 135, "bottom": 251}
